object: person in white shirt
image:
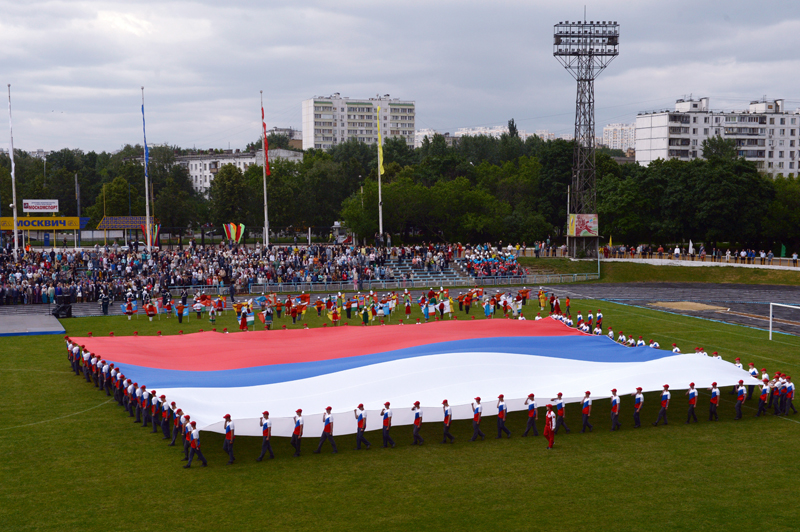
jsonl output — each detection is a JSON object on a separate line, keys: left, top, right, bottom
{"left": 593, "top": 326, "right": 602, "bottom": 335}
{"left": 607, "top": 327, "right": 614, "bottom": 340}
{"left": 353, "top": 404, "right": 371, "bottom": 450}
{"left": 649, "top": 340, "right": 660, "bottom": 349}
{"left": 411, "top": 401, "right": 424, "bottom": 445}
{"left": 617, "top": 331, "right": 626, "bottom": 343}
{"left": 748, "top": 363, "right": 759, "bottom": 401}
{"left": 672, "top": 344, "right": 681, "bottom": 353}
{"left": 626, "top": 336, "right": 635, "bottom": 347}
{"left": 257, "top": 411, "right": 274, "bottom": 461}
{"left": 636, "top": 336, "right": 646, "bottom": 347}
{"left": 223, "top": 414, "right": 236, "bottom": 463}
{"left": 380, "top": 402, "right": 395, "bottom": 448}
{"left": 470, "top": 397, "right": 485, "bottom": 441}
{"left": 632, "top": 387, "right": 644, "bottom": 427}
{"left": 534, "top": 313, "right": 542, "bottom": 320}
{"left": 183, "top": 421, "right": 207, "bottom": 468}
{"left": 314, "top": 406, "right": 338, "bottom": 454}
{"left": 291, "top": 409, "right": 304, "bottom": 457}
{"left": 523, "top": 394, "right": 538, "bottom": 437}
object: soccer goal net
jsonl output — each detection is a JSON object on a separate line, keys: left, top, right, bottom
{"left": 769, "top": 303, "right": 800, "bottom": 340}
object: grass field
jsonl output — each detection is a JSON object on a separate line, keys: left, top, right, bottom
{"left": 519, "top": 257, "right": 800, "bottom": 285}
{"left": 2, "top": 300, "right": 799, "bottom": 530}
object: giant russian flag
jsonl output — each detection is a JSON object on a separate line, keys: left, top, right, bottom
{"left": 74, "top": 319, "right": 759, "bottom": 437}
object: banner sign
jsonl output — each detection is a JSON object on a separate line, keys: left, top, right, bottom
{"left": 567, "top": 214, "right": 599, "bottom": 237}
{"left": 97, "top": 216, "right": 158, "bottom": 230}
{"left": 1, "top": 217, "right": 82, "bottom": 230}
{"left": 22, "top": 199, "right": 59, "bottom": 213}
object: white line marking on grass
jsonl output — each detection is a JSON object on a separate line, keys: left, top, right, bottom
{"left": 0, "top": 369, "right": 66, "bottom": 373}
{"left": 0, "top": 399, "right": 113, "bottom": 431}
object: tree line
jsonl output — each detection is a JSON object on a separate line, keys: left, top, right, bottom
{"left": 1, "top": 127, "right": 799, "bottom": 248}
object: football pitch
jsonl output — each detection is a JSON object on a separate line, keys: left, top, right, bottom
{"left": 1, "top": 299, "right": 798, "bottom": 530}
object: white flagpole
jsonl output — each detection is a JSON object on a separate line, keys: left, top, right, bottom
{"left": 141, "top": 87, "right": 152, "bottom": 254}
{"left": 7, "top": 84, "right": 19, "bottom": 262}
{"left": 377, "top": 106, "right": 383, "bottom": 238}
{"left": 260, "top": 90, "right": 269, "bottom": 247}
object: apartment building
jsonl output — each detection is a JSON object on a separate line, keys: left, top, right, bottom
{"left": 602, "top": 123, "right": 635, "bottom": 151}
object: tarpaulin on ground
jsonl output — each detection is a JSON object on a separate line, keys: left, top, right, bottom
{"left": 74, "top": 319, "right": 760, "bottom": 437}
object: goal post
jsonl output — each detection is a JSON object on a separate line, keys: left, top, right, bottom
{"left": 769, "top": 303, "right": 800, "bottom": 340}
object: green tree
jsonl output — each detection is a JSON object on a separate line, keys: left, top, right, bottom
{"left": 208, "top": 164, "right": 250, "bottom": 227}
{"left": 701, "top": 135, "right": 737, "bottom": 162}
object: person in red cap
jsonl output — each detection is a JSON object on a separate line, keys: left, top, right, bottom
{"left": 182, "top": 415, "right": 192, "bottom": 461}
{"left": 257, "top": 411, "right": 275, "bottom": 461}
{"left": 470, "top": 397, "right": 485, "bottom": 441}
{"left": 756, "top": 378, "right": 770, "bottom": 417}
{"left": 632, "top": 387, "right": 643, "bottom": 427}
{"left": 291, "top": 409, "right": 304, "bottom": 457}
{"left": 523, "top": 393, "right": 538, "bottom": 437}
{"left": 353, "top": 404, "right": 371, "bottom": 450}
{"left": 543, "top": 404, "right": 555, "bottom": 449}
{"left": 139, "top": 386, "right": 150, "bottom": 427}
{"left": 735, "top": 380, "right": 746, "bottom": 419}
{"left": 442, "top": 399, "right": 455, "bottom": 443}
{"left": 380, "top": 402, "right": 395, "bottom": 448}
{"left": 183, "top": 421, "right": 207, "bottom": 468}
{"left": 653, "top": 385, "right": 670, "bottom": 426}
{"left": 747, "top": 363, "right": 759, "bottom": 400}
{"left": 411, "top": 401, "right": 424, "bottom": 445}
{"left": 223, "top": 414, "right": 236, "bottom": 464}
{"left": 496, "top": 394, "right": 511, "bottom": 438}
{"left": 684, "top": 383, "right": 698, "bottom": 423}
{"left": 729, "top": 358, "right": 743, "bottom": 395}
{"left": 160, "top": 395, "right": 171, "bottom": 439}
{"left": 708, "top": 382, "right": 720, "bottom": 421}
{"left": 150, "top": 391, "right": 161, "bottom": 433}
{"left": 314, "top": 406, "right": 338, "bottom": 454}
{"left": 610, "top": 389, "right": 621, "bottom": 431}
{"left": 580, "top": 391, "right": 593, "bottom": 433}
{"left": 170, "top": 407, "right": 184, "bottom": 446}
{"left": 786, "top": 376, "right": 796, "bottom": 415}
{"left": 550, "top": 392, "right": 570, "bottom": 434}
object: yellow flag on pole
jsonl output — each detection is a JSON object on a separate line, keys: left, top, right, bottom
{"left": 377, "top": 106, "right": 385, "bottom": 174}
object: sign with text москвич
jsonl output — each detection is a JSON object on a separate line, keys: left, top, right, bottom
{"left": 0, "top": 217, "right": 82, "bottom": 230}
{"left": 22, "top": 199, "right": 59, "bottom": 213}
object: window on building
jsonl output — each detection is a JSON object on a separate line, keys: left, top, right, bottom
{"left": 769, "top": 151, "right": 774, "bottom": 158}
{"left": 715, "top": 117, "right": 720, "bottom": 123}
{"left": 704, "top": 117, "right": 709, "bottom": 123}
{"left": 780, "top": 129, "right": 786, "bottom": 135}
{"left": 770, "top": 118, "right": 775, "bottom": 124}
{"left": 692, "top": 128, "right": 697, "bottom": 134}
{"left": 703, "top": 128, "right": 709, "bottom": 135}
{"left": 692, "top": 139, "right": 697, "bottom": 146}
{"left": 780, "top": 118, "right": 786, "bottom": 125}
{"left": 779, "top": 151, "right": 785, "bottom": 158}
{"left": 692, "top": 117, "right": 697, "bottom": 123}
{"left": 790, "top": 161, "right": 795, "bottom": 169}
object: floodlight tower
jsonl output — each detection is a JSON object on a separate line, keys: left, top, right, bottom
{"left": 554, "top": 19, "right": 619, "bottom": 257}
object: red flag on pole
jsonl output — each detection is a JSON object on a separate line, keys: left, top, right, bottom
{"left": 261, "top": 106, "right": 270, "bottom": 176}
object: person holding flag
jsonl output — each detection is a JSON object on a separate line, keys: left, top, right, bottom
{"left": 470, "top": 397, "right": 485, "bottom": 441}
{"left": 354, "top": 404, "right": 371, "bottom": 450}
{"left": 632, "top": 387, "right": 644, "bottom": 427}
{"left": 551, "top": 392, "right": 570, "bottom": 434}
{"left": 442, "top": 399, "right": 455, "bottom": 443}
{"left": 708, "top": 382, "right": 720, "bottom": 421}
{"left": 183, "top": 421, "right": 208, "bottom": 468}
{"left": 313, "top": 406, "right": 338, "bottom": 454}
{"left": 496, "top": 394, "right": 511, "bottom": 438}
{"left": 580, "top": 391, "right": 593, "bottom": 433}
{"left": 380, "top": 402, "right": 395, "bottom": 448}
{"left": 411, "top": 401, "right": 424, "bottom": 445}
{"left": 685, "top": 383, "right": 699, "bottom": 423}
{"left": 735, "top": 380, "right": 746, "bottom": 419}
{"left": 223, "top": 414, "right": 235, "bottom": 464}
{"left": 610, "top": 389, "right": 621, "bottom": 431}
{"left": 523, "top": 393, "right": 538, "bottom": 437}
{"left": 291, "top": 409, "right": 304, "bottom": 457}
{"left": 653, "top": 385, "right": 671, "bottom": 426}
{"left": 257, "top": 411, "right": 274, "bottom": 461}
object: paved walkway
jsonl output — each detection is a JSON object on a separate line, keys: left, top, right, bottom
{"left": 602, "top": 257, "right": 800, "bottom": 271}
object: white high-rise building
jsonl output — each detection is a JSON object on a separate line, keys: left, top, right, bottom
{"left": 636, "top": 97, "right": 800, "bottom": 176}
{"left": 301, "top": 94, "right": 415, "bottom": 150}
{"left": 603, "top": 123, "right": 635, "bottom": 151}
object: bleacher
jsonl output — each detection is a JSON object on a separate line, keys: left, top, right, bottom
{"left": 381, "top": 258, "right": 470, "bottom": 286}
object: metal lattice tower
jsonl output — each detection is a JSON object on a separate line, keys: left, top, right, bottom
{"left": 554, "top": 19, "right": 619, "bottom": 256}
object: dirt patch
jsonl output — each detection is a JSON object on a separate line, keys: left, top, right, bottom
{"left": 650, "top": 301, "right": 728, "bottom": 312}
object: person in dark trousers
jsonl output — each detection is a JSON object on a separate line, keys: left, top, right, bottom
{"left": 580, "top": 391, "right": 593, "bottom": 433}
{"left": 183, "top": 421, "right": 208, "bottom": 468}
{"left": 610, "top": 389, "right": 622, "bottom": 431}
{"left": 632, "top": 387, "right": 643, "bottom": 427}
{"left": 314, "top": 406, "right": 338, "bottom": 454}
{"left": 257, "top": 411, "right": 275, "bottom": 461}
{"left": 551, "top": 393, "right": 570, "bottom": 434}
{"left": 496, "top": 394, "right": 511, "bottom": 438}
{"left": 470, "top": 397, "right": 485, "bottom": 441}
{"left": 756, "top": 379, "right": 770, "bottom": 417}
{"left": 223, "top": 414, "right": 235, "bottom": 464}
{"left": 735, "top": 380, "right": 747, "bottom": 419}
{"left": 708, "top": 383, "right": 719, "bottom": 421}
{"left": 170, "top": 409, "right": 184, "bottom": 446}
{"left": 411, "top": 402, "right": 424, "bottom": 445}
{"left": 380, "top": 402, "right": 395, "bottom": 448}
{"left": 523, "top": 394, "right": 538, "bottom": 436}
{"left": 354, "top": 404, "right": 371, "bottom": 450}
{"left": 653, "top": 384, "right": 670, "bottom": 426}
{"left": 442, "top": 400, "right": 455, "bottom": 443}
{"left": 291, "top": 409, "right": 304, "bottom": 456}
{"left": 685, "top": 383, "right": 699, "bottom": 423}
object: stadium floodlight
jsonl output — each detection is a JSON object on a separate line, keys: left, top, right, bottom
{"left": 554, "top": 19, "right": 619, "bottom": 258}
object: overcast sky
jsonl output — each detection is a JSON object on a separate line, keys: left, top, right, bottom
{"left": 3, "top": 0, "right": 800, "bottom": 152}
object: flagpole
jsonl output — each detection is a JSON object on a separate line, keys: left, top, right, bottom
{"left": 141, "top": 87, "right": 152, "bottom": 254}
{"left": 260, "top": 90, "right": 269, "bottom": 247}
{"left": 7, "top": 84, "right": 19, "bottom": 262}
{"left": 376, "top": 106, "right": 383, "bottom": 239}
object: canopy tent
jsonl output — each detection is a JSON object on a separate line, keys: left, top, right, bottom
{"left": 75, "top": 319, "right": 760, "bottom": 437}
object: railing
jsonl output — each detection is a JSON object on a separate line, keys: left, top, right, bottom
{"left": 603, "top": 250, "right": 800, "bottom": 267}
{"left": 246, "top": 273, "right": 599, "bottom": 294}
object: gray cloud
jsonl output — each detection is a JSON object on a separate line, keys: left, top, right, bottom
{"left": 3, "top": 0, "right": 799, "bottom": 151}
